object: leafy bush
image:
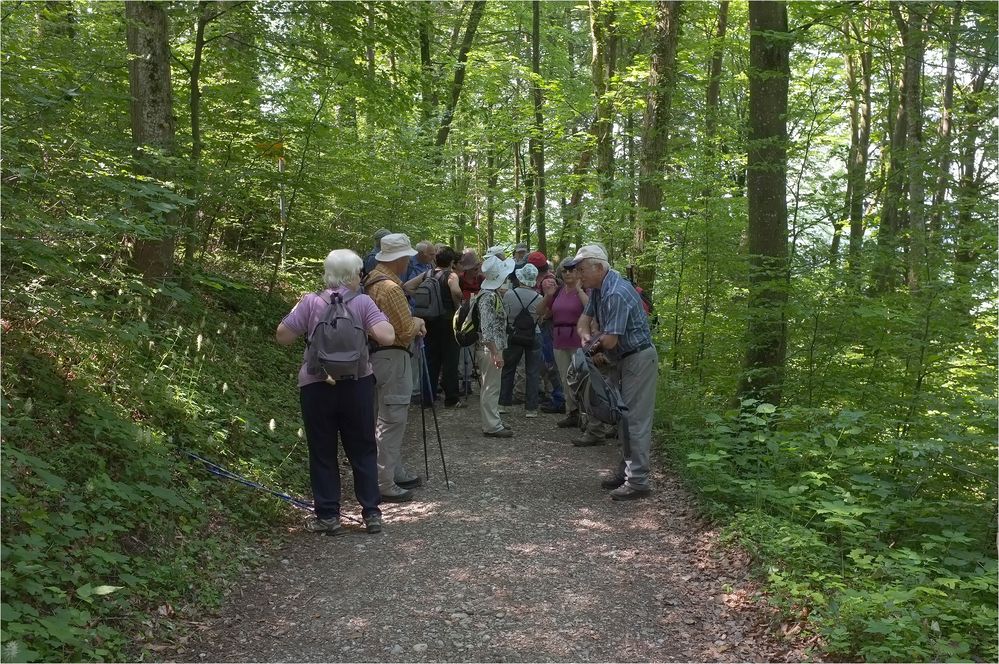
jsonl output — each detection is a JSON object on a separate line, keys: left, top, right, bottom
{"left": 669, "top": 399, "right": 998, "bottom": 662}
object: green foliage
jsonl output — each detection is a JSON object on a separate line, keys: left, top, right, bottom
{"left": 666, "top": 399, "right": 997, "bottom": 662}
{"left": 1, "top": 247, "right": 314, "bottom": 660}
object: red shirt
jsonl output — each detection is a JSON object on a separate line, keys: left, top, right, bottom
{"left": 459, "top": 270, "right": 484, "bottom": 302}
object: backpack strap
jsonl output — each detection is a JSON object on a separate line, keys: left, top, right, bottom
{"left": 363, "top": 273, "right": 392, "bottom": 290}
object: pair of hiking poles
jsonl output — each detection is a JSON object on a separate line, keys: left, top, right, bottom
{"left": 416, "top": 337, "right": 451, "bottom": 491}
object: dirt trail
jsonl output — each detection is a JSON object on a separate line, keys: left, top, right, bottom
{"left": 180, "top": 397, "right": 803, "bottom": 662}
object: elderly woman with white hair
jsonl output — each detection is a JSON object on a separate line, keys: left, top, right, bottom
{"left": 276, "top": 249, "right": 395, "bottom": 535}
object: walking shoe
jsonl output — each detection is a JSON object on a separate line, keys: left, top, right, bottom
{"left": 498, "top": 405, "right": 510, "bottom": 414}
{"left": 380, "top": 487, "right": 414, "bottom": 503}
{"left": 444, "top": 399, "right": 467, "bottom": 408}
{"left": 572, "top": 431, "right": 605, "bottom": 447}
{"left": 484, "top": 427, "right": 514, "bottom": 438}
{"left": 557, "top": 410, "right": 580, "bottom": 428}
{"left": 304, "top": 515, "right": 343, "bottom": 535}
{"left": 610, "top": 484, "right": 651, "bottom": 501}
{"left": 606, "top": 428, "right": 619, "bottom": 439}
{"left": 525, "top": 410, "right": 539, "bottom": 418}
{"left": 397, "top": 476, "right": 423, "bottom": 490}
{"left": 363, "top": 513, "right": 383, "bottom": 534}
{"left": 600, "top": 475, "right": 626, "bottom": 490}
{"left": 540, "top": 402, "right": 566, "bottom": 414}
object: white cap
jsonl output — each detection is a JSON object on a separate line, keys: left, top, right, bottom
{"left": 563, "top": 244, "right": 609, "bottom": 268}
{"left": 376, "top": 233, "right": 418, "bottom": 262}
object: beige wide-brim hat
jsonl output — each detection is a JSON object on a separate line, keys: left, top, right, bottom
{"left": 376, "top": 233, "right": 418, "bottom": 262}
{"left": 480, "top": 255, "right": 516, "bottom": 290}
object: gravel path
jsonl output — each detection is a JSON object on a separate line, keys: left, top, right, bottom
{"left": 181, "top": 398, "right": 803, "bottom": 662}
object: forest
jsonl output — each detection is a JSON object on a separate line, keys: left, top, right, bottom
{"left": 1, "top": 0, "right": 997, "bottom": 661}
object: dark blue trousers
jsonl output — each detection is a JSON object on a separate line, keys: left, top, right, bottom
{"left": 300, "top": 375, "right": 381, "bottom": 519}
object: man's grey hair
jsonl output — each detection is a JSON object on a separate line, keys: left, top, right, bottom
{"left": 415, "top": 241, "right": 433, "bottom": 253}
{"left": 581, "top": 257, "right": 610, "bottom": 271}
{"left": 323, "top": 249, "right": 363, "bottom": 289}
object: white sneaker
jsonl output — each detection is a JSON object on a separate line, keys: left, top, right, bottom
{"left": 525, "top": 410, "right": 539, "bottom": 418}
{"left": 498, "top": 406, "right": 509, "bottom": 414}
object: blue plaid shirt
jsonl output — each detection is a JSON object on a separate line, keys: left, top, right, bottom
{"left": 584, "top": 269, "right": 652, "bottom": 359}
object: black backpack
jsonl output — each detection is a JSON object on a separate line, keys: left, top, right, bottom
{"left": 508, "top": 289, "right": 539, "bottom": 347}
{"left": 305, "top": 291, "right": 368, "bottom": 382}
{"left": 412, "top": 269, "right": 450, "bottom": 321}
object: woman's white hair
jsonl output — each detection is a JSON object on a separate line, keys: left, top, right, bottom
{"left": 323, "top": 249, "right": 363, "bottom": 289}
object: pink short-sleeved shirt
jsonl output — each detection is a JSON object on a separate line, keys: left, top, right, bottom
{"left": 281, "top": 287, "right": 388, "bottom": 387}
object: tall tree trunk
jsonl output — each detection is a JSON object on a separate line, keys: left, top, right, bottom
{"left": 738, "top": 0, "right": 790, "bottom": 405}
{"left": 126, "top": 1, "right": 177, "bottom": 282}
{"left": 419, "top": 5, "right": 435, "bottom": 126}
{"left": 531, "top": 0, "right": 546, "bottom": 254}
{"left": 589, "top": 1, "right": 615, "bottom": 212}
{"left": 847, "top": 14, "right": 872, "bottom": 284}
{"left": 896, "top": 3, "right": 926, "bottom": 292}
{"left": 562, "top": 124, "right": 596, "bottom": 254}
{"left": 267, "top": 81, "right": 333, "bottom": 294}
{"left": 930, "top": 2, "right": 961, "bottom": 241}
{"left": 697, "top": 0, "right": 728, "bottom": 381}
{"left": 435, "top": 0, "right": 487, "bottom": 149}
{"left": 365, "top": 2, "right": 376, "bottom": 79}
{"left": 632, "top": 0, "right": 681, "bottom": 296}
{"left": 521, "top": 145, "right": 534, "bottom": 247}
{"left": 182, "top": 0, "right": 214, "bottom": 272}
{"left": 954, "top": 63, "right": 992, "bottom": 301}
{"left": 873, "top": 22, "right": 911, "bottom": 293}
{"left": 513, "top": 141, "right": 522, "bottom": 241}
{"left": 486, "top": 149, "right": 497, "bottom": 247}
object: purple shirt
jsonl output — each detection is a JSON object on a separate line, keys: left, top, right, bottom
{"left": 281, "top": 287, "right": 388, "bottom": 387}
{"left": 551, "top": 286, "right": 585, "bottom": 350}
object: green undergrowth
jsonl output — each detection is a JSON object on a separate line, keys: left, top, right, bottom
{"left": 1, "top": 257, "right": 316, "bottom": 661}
{"left": 658, "top": 380, "right": 998, "bottom": 662}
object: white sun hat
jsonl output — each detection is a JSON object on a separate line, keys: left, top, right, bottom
{"left": 376, "top": 233, "right": 418, "bottom": 262}
{"left": 480, "top": 254, "right": 516, "bottom": 290}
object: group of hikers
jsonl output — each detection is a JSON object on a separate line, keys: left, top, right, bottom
{"left": 276, "top": 229, "right": 659, "bottom": 535}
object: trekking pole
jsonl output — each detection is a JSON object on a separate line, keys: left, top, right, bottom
{"left": 419, "top": 342, "right": 451, "bottom": 490}
{"left": 417, "top": 341, "right": 430, "bottom": 480}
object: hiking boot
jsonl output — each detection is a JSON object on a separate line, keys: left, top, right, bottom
{"left": 610, "top": 484, "right": 651, "bottom": 501}
{"left": 557, "top": 410, "right": 580, "bottom": 428}
{"left": 573, "top": 431, "right": 605, "bottom": 447}
{"left": 525, "top": 410, "right": 539, "bottom": 418}
{"left": 397, "top": 476, "right": 423, "bottom": 490}
{"left": 606, "top": 428, "right": 619, "bottom": 439}
{"left": 484, "top": 427, "right": 514, "bottom": 438}
{"left": 540, "top": 402, "right": 566, "bottom": 414}
{"left": 380, "top": 487, "right": 414, "bottom": 503}
{"left": 304, "top": 515, "right": 343, "bottom": 536}
{"left": 364, "top": 513, "right": 383, "bottom": 534}
{"left": 600, "top": 475, "right": 626, "bottom": 490}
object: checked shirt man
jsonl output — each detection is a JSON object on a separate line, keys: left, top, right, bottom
{"left": 567, "top": 244, "right": 659, "bottom": 501}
